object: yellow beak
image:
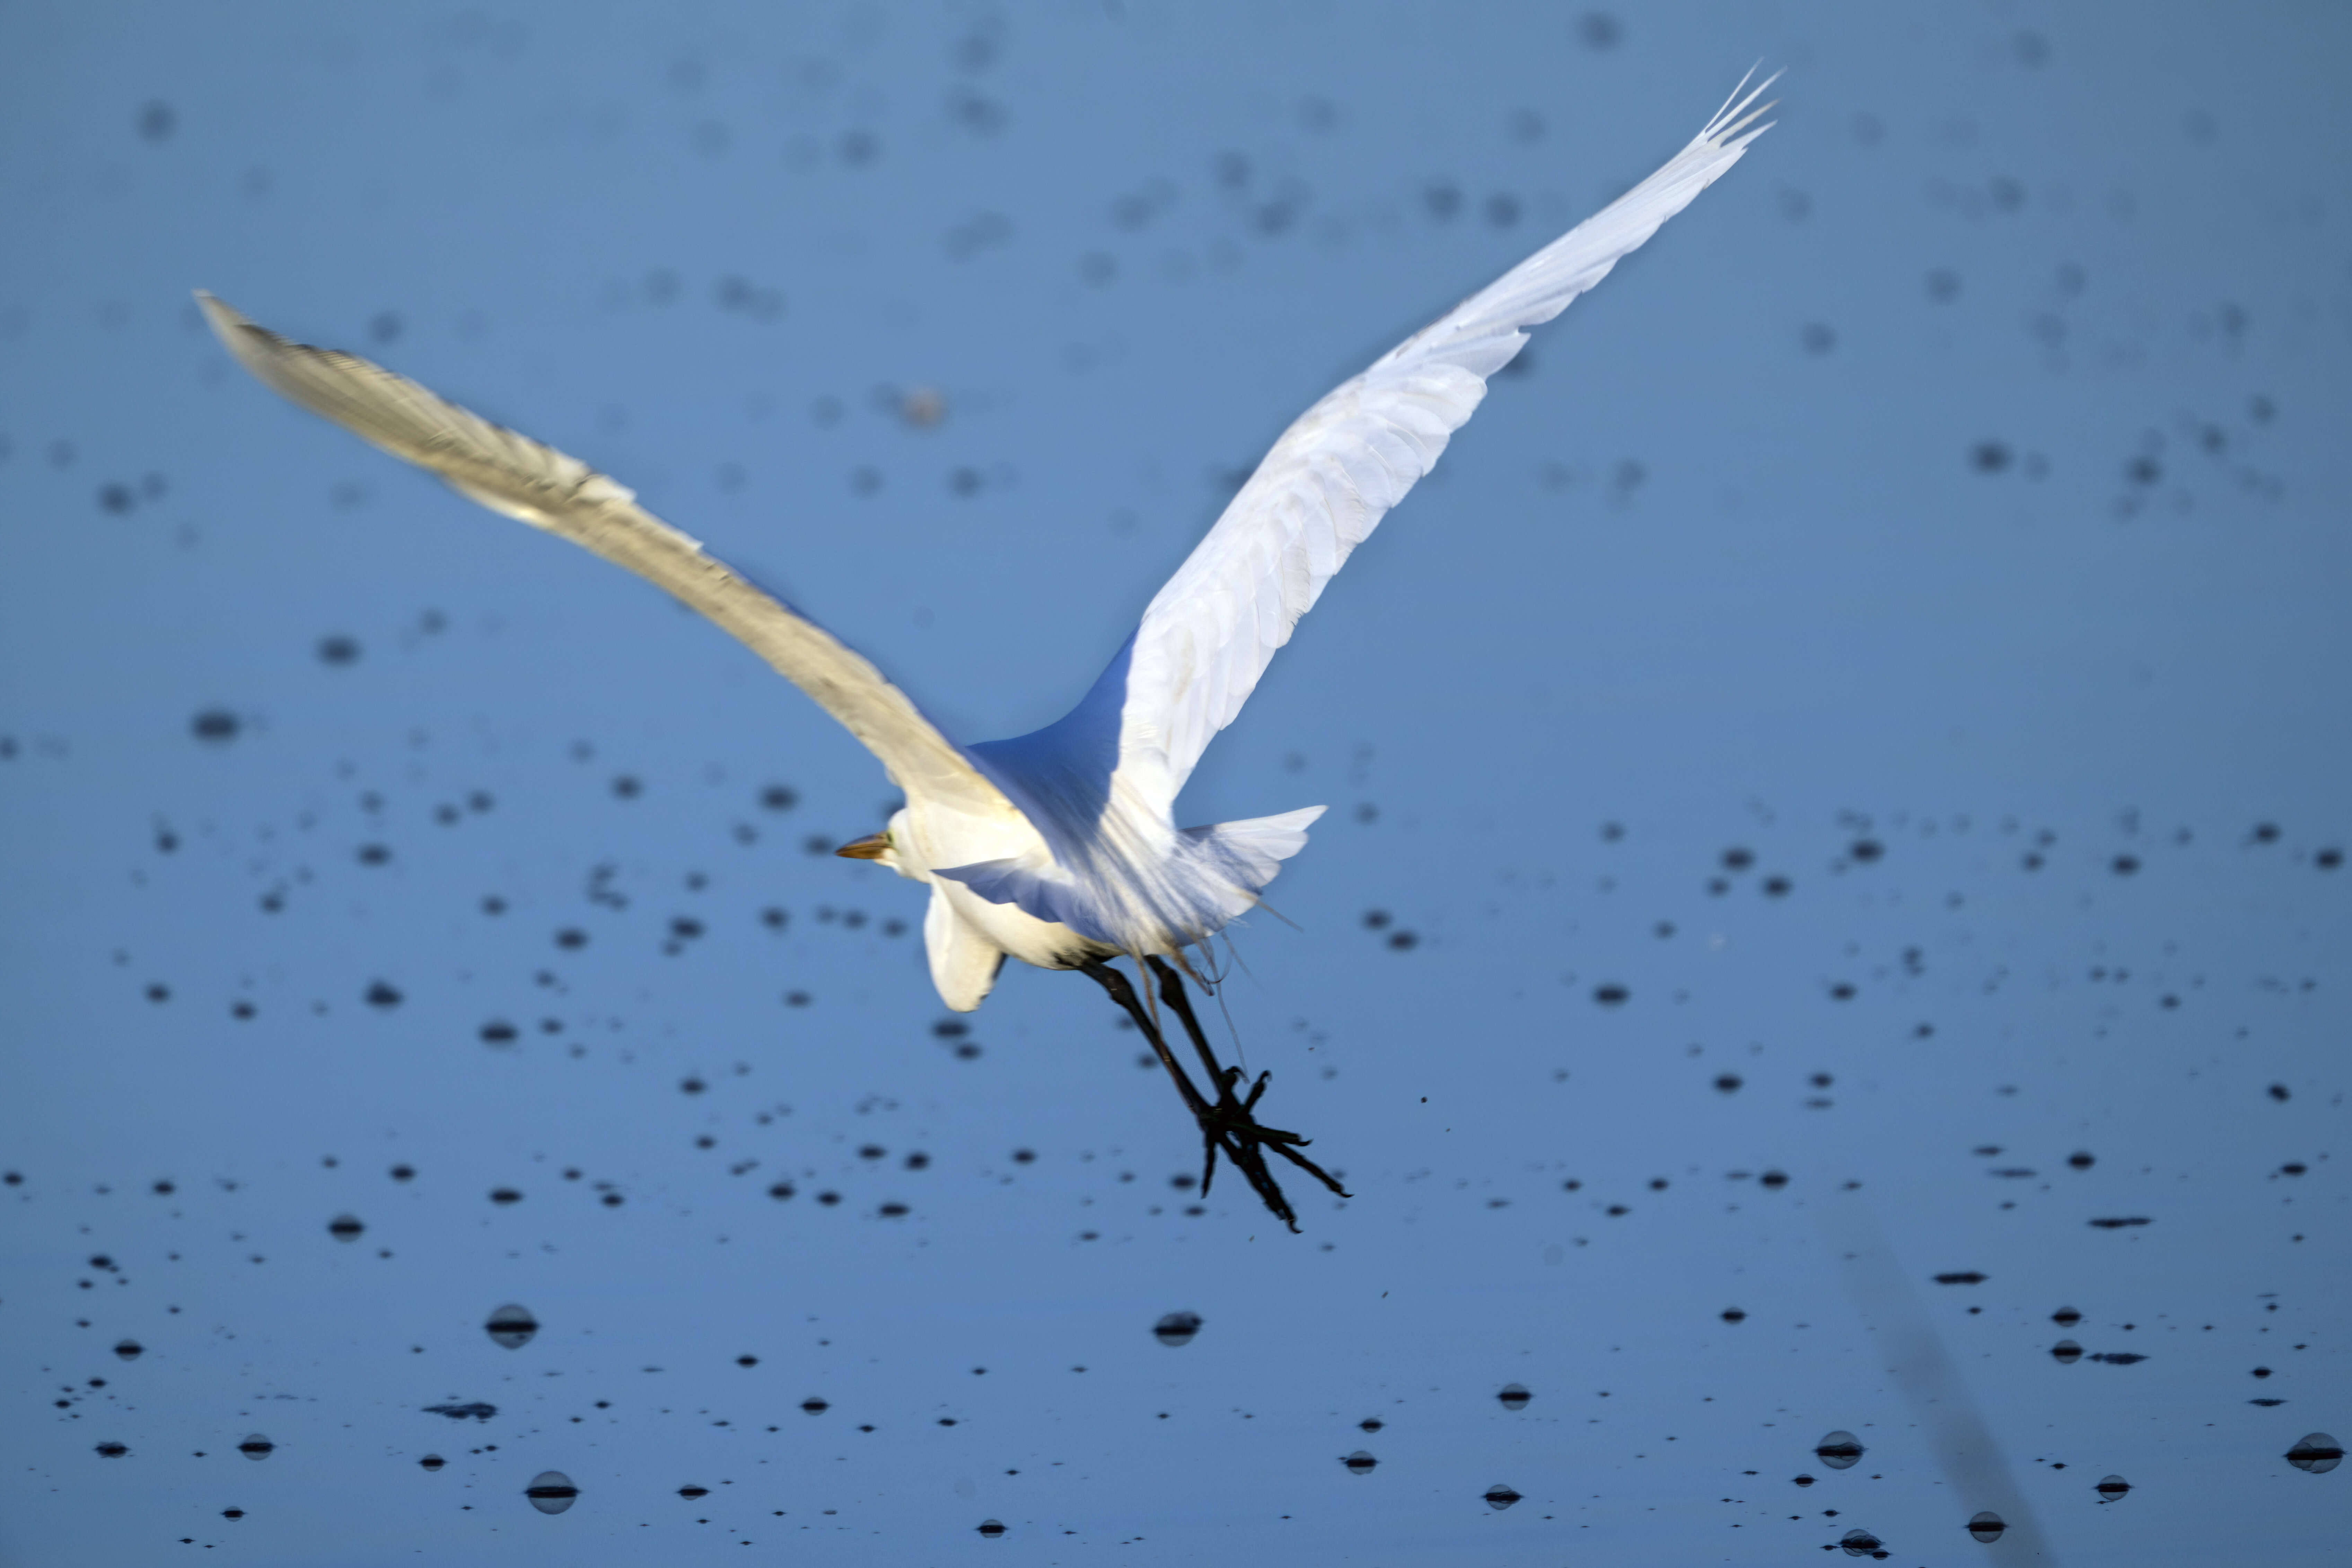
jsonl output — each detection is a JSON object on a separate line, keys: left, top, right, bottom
{"left": 834, "top": 832, "right": 891, "bottom": 860}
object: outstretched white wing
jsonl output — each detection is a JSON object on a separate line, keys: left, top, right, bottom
{"left": 1116, "top": 73, "right": 1777, "bottom": 803}
{"left": 197, "top": 294, "right": 1014, "bottom": 820}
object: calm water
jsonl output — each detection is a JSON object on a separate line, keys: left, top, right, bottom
{"left": 3, "top": 3, "right": 2346, "bottom": 1562}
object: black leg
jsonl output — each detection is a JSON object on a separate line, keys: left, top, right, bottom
{"left": 1078, "top": 958, "right": 1234, "bottom": 1202}
{"left": 1078, "top": 959, "right": 1212, "bottom": 1121}
{"left": 1143, "top": 956, "right": 1352, "bottom": 1232}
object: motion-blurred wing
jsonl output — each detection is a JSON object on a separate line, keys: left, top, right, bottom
{"left": 1116, "top": 73, "right": 1776, "bottom": 801}
{"left": 196, "top": 294, "right": 1013, "bottom": 820}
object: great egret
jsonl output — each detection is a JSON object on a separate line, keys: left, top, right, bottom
{"left": 198, "top": 74, "right": 1773, "bottom": 1229}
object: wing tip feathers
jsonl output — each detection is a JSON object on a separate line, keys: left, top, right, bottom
{"left": 1701, "top": 65, "right": 1783, "bottom": 150}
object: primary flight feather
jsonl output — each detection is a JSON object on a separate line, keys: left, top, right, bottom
{"left": 200, "top": 74, "right": 1774, "bottom": 1228}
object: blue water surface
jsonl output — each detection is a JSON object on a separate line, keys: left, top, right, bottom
{"left": 2, "top": 3, "right": 2346, "bottom": 1562}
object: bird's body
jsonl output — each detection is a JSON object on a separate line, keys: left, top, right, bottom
{"left": 199, "top": 75, "right": 1774, "bottom": 1225}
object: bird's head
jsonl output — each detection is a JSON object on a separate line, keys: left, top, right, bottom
{"left": 834, "top": 808, "right": 915, "bottom": 877}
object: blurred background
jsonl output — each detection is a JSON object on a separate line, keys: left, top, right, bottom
{"left": 2, "top": 2, "right": 2346, "bottom": 1562}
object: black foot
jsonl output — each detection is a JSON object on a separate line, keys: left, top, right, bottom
{"left": 1078, "top": 956, "right": 1349, "bottom": 1234}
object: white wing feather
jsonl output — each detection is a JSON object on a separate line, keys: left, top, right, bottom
{"left": 195, "top": 293, "right": 1014, "bottom": 821}
{"left": 1118, "top": 73, "right": 1778, "bottom": 801}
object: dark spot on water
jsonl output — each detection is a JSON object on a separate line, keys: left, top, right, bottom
{"left": 1387, "top": 930, "right": 1419, "bottom": 951}
{"left": 1593, "top": 984, "right": 1629, "bottom": 1007}
{"left": 316, "top": 634, "right": 361, "bottom": 665}
{"left": 1714, "top": 1074, "right": 1742, "bottom": 1094}
{"left": 191, "top": 709, "right": 239, "bottom": 744}
{"left": 1497, "top": 1383, "right": 1530, "bottom": 1411}
{"left": 489, "top": 1188, "right": 523, "bottom": 1206}
{"left": 1838, "top": 1528, "right": 1883, "bottom": 1556}
{"left": 480, "top": 1019, "right": 517, "bottom": 1045}
{"left": 1815, "top": 1432, "right": 1863, "bottom": 1469}
{"left": 356, "top": 844, "right": 390, "bottom": 866}
{"left": 2112, "top": 854, "right": 2140, "bottom": 875}
{"left": 2087, "top": 1216, "right": 2150, "bottom": 1229}
{"left": 237, "top": 1434, "right": 274, "bottom": 1460}
{"left": 976, "top": 1519, "right": 1006, "bottom": 1537}
{"left": 1153, "top": 1312, "right": 1203, "bottom": 1347}
{"left": 2317, "top": 848, "right": 2343, "bottom": 870}
{"left": 137, "top": 100, "right": 174, "bottom": 141}
{"left": 1759, "top": 1170, "right": 1789, "bottom": 1190}
{"left": 364, "top": 981, "right": 402, "bottom": 1009}
{"left": 1721, "top": 1307, "right": 1747, "bottom": 1323}
{"left": 2069, "top": 1151, "right": 2096, "bottom": 1170}
{"left": 2095, "top": 1474, "right": 2131, "bottom": 1500}
{"left": 1968, "top": 1510, "right": 2006, "bottom": 1542}
{"left": 327, "top": 1214, "right": 363, "bottom": 1242}
{"left": 714, "top": 274, "right": 784, "bottom": 320}
{"left": 419, "top": 1454, "right": 445, "bottom": 1471}
{"left": 1934, "top": 1271, "right": 1987, "bottom": 1286}
{"left": 2286, "top": 1434, "right": 2342, "bottom": 1474}
{"left": 611, "top": 774, "right": 641, "bottom": 799}
{"left": 768, "top": 1182, "right": 796, "bottom": 1201}
{"left": 485, "top": 1304, "right": 538, "bottom": 1349}
{"left": 525, "top": 1471, "right": 578, "bottom": 1514}
{"left": 1362, "top": 909, "right": 1392, "bottom": 930}
{"left": 2053, "top": 1306, "right": 2082, "bottom": 1326}
{"left": 801, "top": 1398, "right": 829, "bottom": 1414}
{"left": 1721, "top": 847, "right": 1754, "bottom": 871}
{"left": 424, "top": 1402, "right": 497, "bottom": 1421}
{"left": 2051, "top": 1340, "right": 2083, "bottom": 1363}
{"left": 95, "top": 1440, "right": 128, "bottom": 1457}
{"left": 1012, "top": 1149, "right": 1035, "bottom": 1164}
{"left": 1577, "top": 11, "right": 1621, "bottom": 50}
{"left": 1342, "top": 1449, "right": 1378, "bottom": 1473}
{"left": 1482, "top": 1482, "right": 1522, "bottom": 1510}
{"left": 1972, "top": 442, "right": 2011, "bottom": 473}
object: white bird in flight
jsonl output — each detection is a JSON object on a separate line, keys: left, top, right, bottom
{"left": 200, "top": 74, "right": 1773, "bottom": 1229}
